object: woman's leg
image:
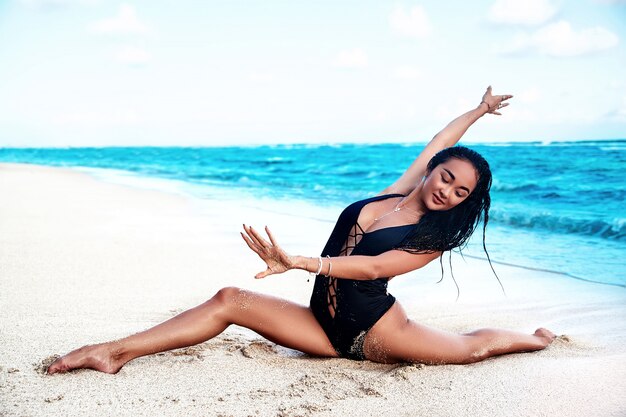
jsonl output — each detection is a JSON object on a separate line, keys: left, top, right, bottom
{"left": 364, "top": 302, "right": 556, "bottom": 365}
{"left": 47, "top": 287, "right": 337, "bottom": 374}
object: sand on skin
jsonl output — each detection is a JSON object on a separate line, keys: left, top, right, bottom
{"left": 0, "top": 162, "right": 625, "bottom": 417}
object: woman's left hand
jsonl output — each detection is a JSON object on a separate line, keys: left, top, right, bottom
{"left": 241, "top": 224, "right": 294, "bottom": 279}
{"left": 481, "top": 85, "right": 513, "bottom": 115}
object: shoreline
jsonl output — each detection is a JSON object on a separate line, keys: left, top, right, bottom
{"left": 3, "top": 161, "right": 622, "bottom": 289}
{"left": 1, "top": 162, "right": 625, "bottom": 417}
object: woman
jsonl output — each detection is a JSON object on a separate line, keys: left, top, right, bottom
{"left": 47, "top": 86, "right": 556, "bottom": 374}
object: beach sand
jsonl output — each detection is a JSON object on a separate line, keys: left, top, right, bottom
{"left": 1, "top": 162, "right": 625, "bottom": 417}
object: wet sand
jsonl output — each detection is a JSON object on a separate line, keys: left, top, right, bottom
{"left": 1, "top": 162, "right": 625, "bottom": 417}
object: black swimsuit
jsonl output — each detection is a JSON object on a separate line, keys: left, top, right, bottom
{"left": 309, "top": 194, "right": 415, "bottom": 360}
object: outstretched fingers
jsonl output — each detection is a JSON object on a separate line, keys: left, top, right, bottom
{"left": 244, "top": 224, "right": 271, "bottom": 248}
{"left": 241, "top": 224, "right": 285, "bottom": 279}
{"left": 492, "top": 94, "right": 513, "bottom": 116}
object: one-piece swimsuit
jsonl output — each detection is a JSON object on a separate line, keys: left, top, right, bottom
{"left": 309, "top": 193, "right": 415, "bottom": 360}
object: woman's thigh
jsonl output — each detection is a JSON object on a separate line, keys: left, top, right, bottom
{"left": 363, "top": 301, "right": 473, "bottom": 364}
{"left": 218, "top": 287, "right": 338, "bottom": 358}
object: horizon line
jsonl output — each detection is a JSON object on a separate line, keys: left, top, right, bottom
{"left": 1, "top": 137, "right": 625, "bottom": 149}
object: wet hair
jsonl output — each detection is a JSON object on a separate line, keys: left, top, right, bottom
{"left": 394, "top": 145, "right": 504, "bottom": 298}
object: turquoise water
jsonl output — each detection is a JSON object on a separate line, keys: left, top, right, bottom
{"left": 1, "top": 141, "right": 624, "bottom": 287}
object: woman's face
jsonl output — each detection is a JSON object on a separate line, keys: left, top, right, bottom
{"left": 421, "top": 158, "right": 478, "bottom": 211}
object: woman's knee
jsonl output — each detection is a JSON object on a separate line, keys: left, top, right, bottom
{"left": 211, "top": 286, "right": 261, "bottom": 315}
{"left": 203, "top": 287, "right": 244, "bottom": 315}
{"left": 201, "top": 287, "right": 244, "bottom": 323}
{"left": 211, "top": 286, "right": 243, "bottom": 307}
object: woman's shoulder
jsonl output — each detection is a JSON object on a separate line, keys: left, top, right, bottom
{"left": 339, "top": 193, "right": 403, "bottom": 219}
{"left": 359, "top": 192, "right": 407, "bottom": 205}
{"left": 376, "top": 185, "right": 413, "bottom": 197}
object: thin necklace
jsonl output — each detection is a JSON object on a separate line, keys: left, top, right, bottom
{"left": 374, "top": 199, "right": 421, "bottom": 222}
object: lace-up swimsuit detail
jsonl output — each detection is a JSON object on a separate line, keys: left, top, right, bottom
{"left": 309, "top": 194, "right": 416, "bottom": 360}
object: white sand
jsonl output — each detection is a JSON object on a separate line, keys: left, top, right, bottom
{"left": 0, "top": 162, "right": 625, "bottom": 417}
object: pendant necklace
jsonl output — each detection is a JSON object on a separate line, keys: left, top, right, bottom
{"left": 374, "top": 199, "right": 421, "bottom": 222}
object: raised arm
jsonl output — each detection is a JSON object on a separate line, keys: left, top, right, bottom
{"left": 379, "top": 86, "right": 512, "bottom": 196}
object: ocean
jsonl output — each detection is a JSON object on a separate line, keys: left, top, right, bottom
{"left": 1, "top": 141, "right": 624, "bottom": 287}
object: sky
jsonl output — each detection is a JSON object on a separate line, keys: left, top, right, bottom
{"left": 0, "top": 0, "right": 625, "bottom": 147}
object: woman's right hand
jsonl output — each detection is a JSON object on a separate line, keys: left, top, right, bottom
{"left": 241, "top": 224, "right": 294, "bottom": 279}
{"left": 481, "top": 85, "right": 513, "bottom": 115}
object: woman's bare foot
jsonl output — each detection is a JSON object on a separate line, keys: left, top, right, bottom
{"left": 46, "top": 343, "right": 126, "bottom": 375}
{"left": 534, "top": 328, "right": 557, "bottom": 347}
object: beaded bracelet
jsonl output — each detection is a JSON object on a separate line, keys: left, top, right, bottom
{"left": 480, "top": 100, "right": 491, "bottom": 112}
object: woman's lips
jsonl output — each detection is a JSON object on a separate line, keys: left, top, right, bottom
{"left": 433, "top": 194, "right": 444, "bottom": 205}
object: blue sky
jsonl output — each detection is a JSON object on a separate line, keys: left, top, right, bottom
{"left": 0, "top": 0, "right": 625, "bottom": 147}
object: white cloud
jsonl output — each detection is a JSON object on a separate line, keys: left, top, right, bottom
{"left": 89, "top": 4, "right": 149, "bottom": 35}
{"left": 488, "top": 0, "right": 558, "bottom": 26}
{"left": 495, "top": 21, "right": 619, "bottom": 57}
{"left": 115, "top": 45, "right": 151, "bottom": 64}
{"left": 389, "top": 5, "right": 432, "bottom": 39}
{"left": 333, "top": 48, "right": 368, "bottom": 68}
{"left": 534, "top": 21, "right": 618, "bottom": 56}
{"left": 392, "top": 65, "right": 421, "bottom": 80}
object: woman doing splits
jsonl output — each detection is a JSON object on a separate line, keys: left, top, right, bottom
{"left": 47, "top": 86, "right": 556, "bottom": 375}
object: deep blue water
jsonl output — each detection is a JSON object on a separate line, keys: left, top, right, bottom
{"left": 1, "top": 141, "right": 624, "bottom": 287}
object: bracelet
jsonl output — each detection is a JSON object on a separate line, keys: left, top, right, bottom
{"left": 314, "top": 256, "right": 323, "bottom": 276}
{"left": 480, "top": 100, "right": 491, "bottom": 112}
{"left": 325, "top": 255, "right": 332, "bottom": 277}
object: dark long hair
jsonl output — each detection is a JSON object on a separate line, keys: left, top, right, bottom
{"left": 395, "top": 145, "right": 504, "bottom": 297}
